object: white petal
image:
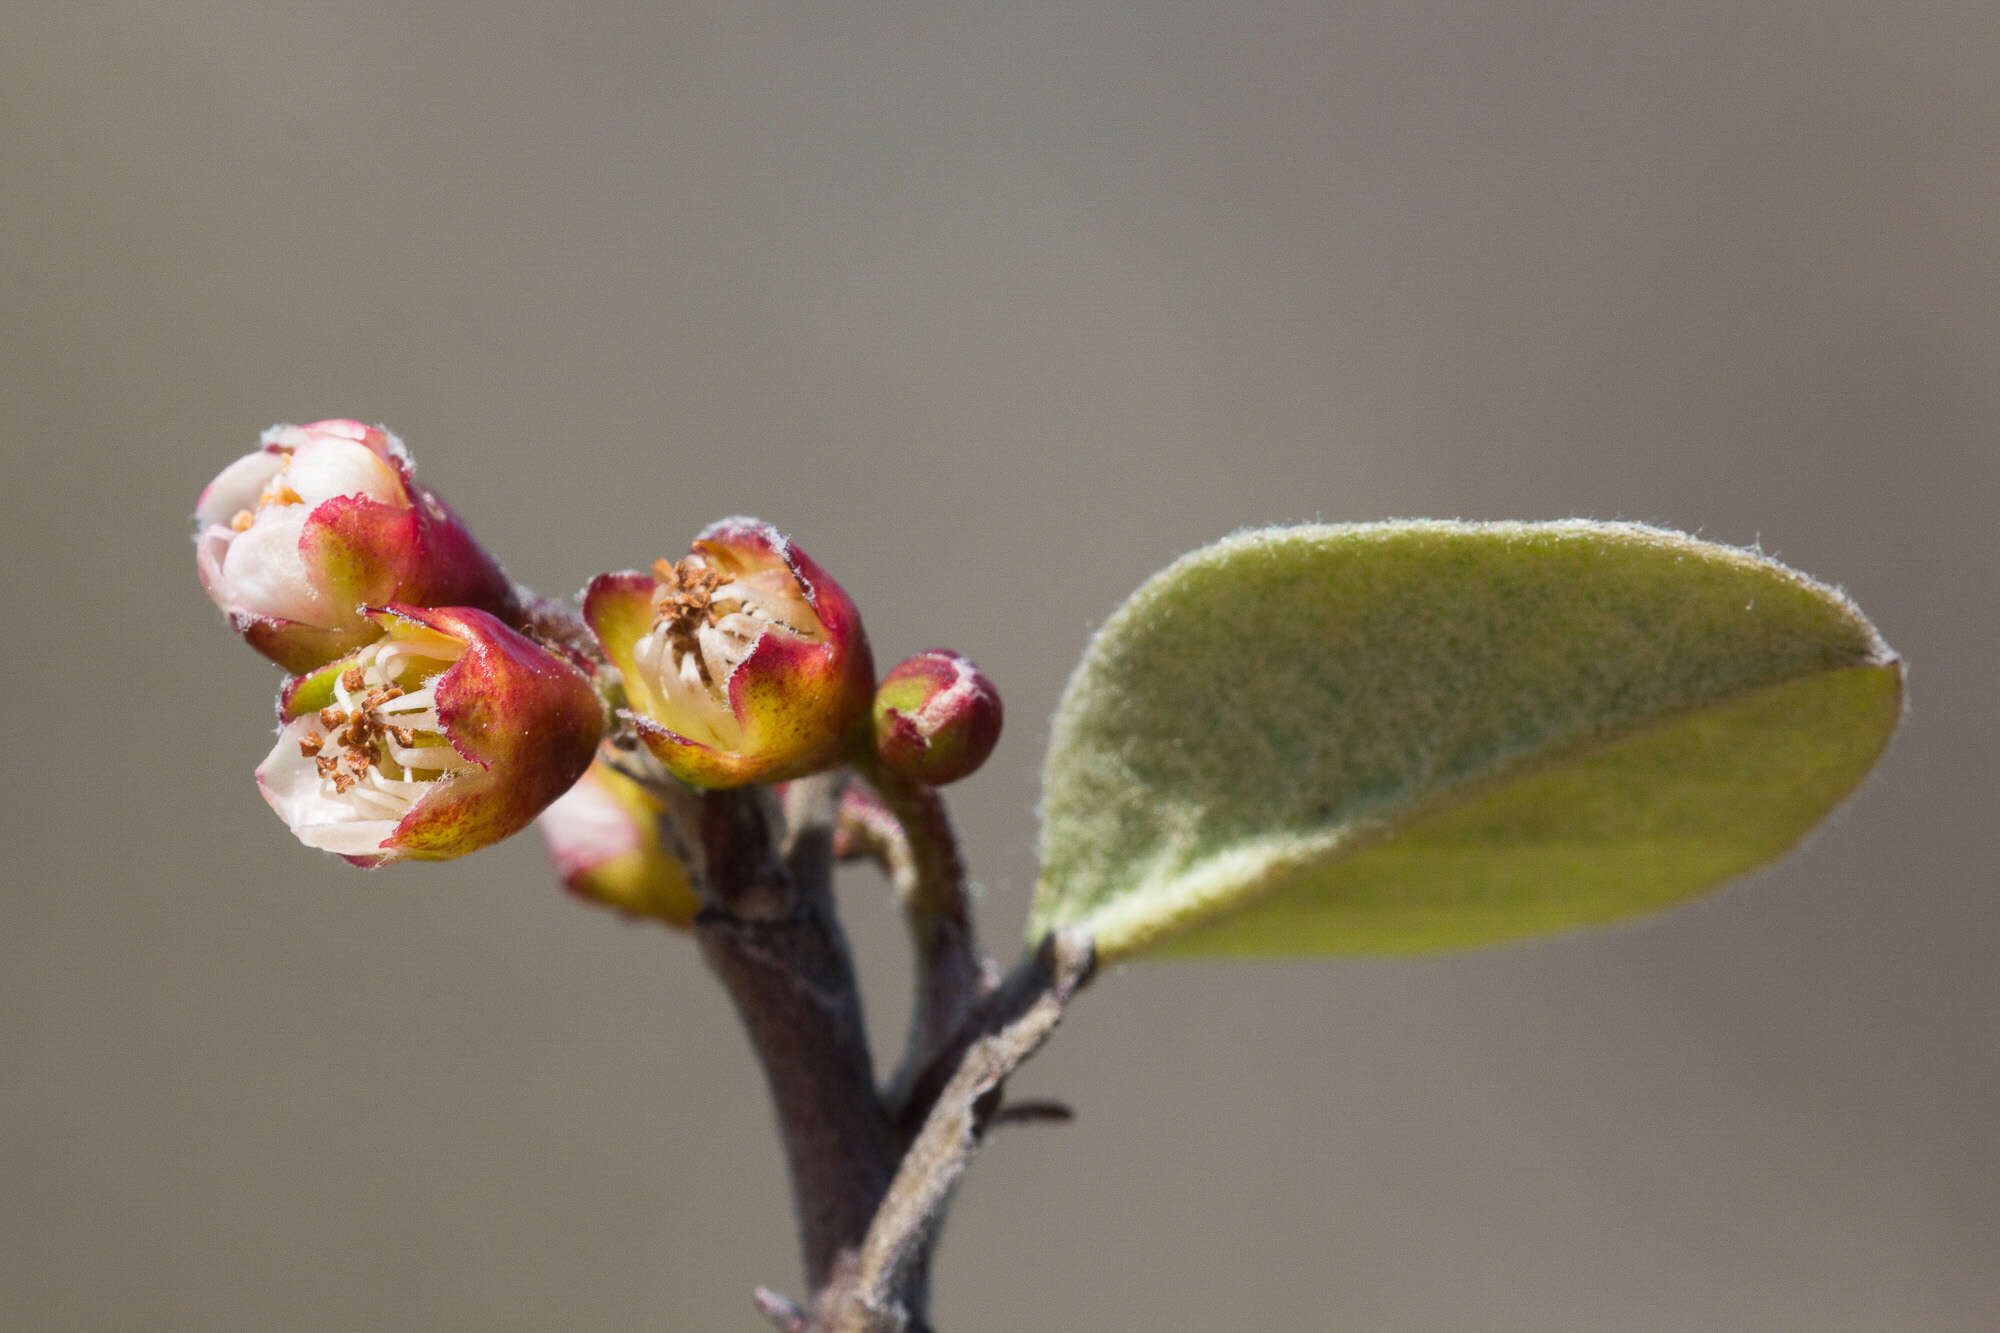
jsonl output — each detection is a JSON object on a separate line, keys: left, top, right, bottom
{"left": 256, "top": 719, "right": 419, "bottom": 857}
{"left": 658, "top": 655, "right": 739, "bottom": 749}
{"left": 263, "top": 421, "right": 347, "bottom": 451}
{"left": 219, "top": 506, "right": 331, "bottom": 625}
{"left": 297, "top": 819, "right": 401, "bottom": 856}
{"left": 195, "top": 450, "right": 286, "bottom": 528}
{"left": 256, "top": 722, "right": 358, "bottom": 828}
{"left": 285, "top": 437, "right": 406, "bottom": 508}
{"left": 195, "top": 524, "right": 235, "bottom": 611}
{"left": 538, "top": 773, "right": 643, "bottom": 878}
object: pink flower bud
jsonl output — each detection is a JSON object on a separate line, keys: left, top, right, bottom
{"left": 538, "top": 761, "right": 699, "bottom": 927}
{"left": 196, "top": 420, "right": 516, "bottom": 672}
{"left": 583, "top": 518, "right": 874, "bottom": 788}
{"left": 256, "top": 605, "right": 602, "bottom": 867}
{"left": 871, "top": 649, "right": 1003, "bottom": 785}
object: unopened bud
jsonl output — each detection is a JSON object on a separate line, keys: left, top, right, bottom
{"left": 871, "top": 649, "right": 1003, "bottom": 785}
{"left": 538, "top": 761, "right": 699, "bottom": 928}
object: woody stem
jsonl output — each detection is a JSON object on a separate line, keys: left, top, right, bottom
{"left": 691, "top": 779, "right": 900, "bottom": 1302}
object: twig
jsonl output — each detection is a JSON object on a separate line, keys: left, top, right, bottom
{"left": 826, "top": 931, "right": 1096, "bottom": 1333}
{"left": 985, "top": 1098, "right": 1075, "bottom": 1130}
{"left": 837, "top": 773, "right": 993, "bottom": 1117}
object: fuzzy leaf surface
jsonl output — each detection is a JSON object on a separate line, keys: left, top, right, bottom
{"left": 1030, "top": 522, "right": 1901, "bottom": 960}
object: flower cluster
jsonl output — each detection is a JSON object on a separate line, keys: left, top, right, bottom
{"left": 197, "top": 422, "right": 1004, "bottom": 894}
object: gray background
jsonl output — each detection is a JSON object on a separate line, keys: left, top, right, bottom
{"left": 7, "top": 2, "right": 1994, "bottom": 1329}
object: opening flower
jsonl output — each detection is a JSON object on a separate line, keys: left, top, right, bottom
{"left": 196, "top": 420, "right": 516, "bottom": 672}
{"left": 257, "top": 605, "right": 602, "bottom": 867}
{"left": 584, "top": 518, "right": 874, "bottom": 788}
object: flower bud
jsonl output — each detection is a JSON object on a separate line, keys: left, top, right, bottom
{"left": 256, "top": 604, "right": 602, "bottom": 867}
{"left": 196, "top": 420, "right": 516, "bottom": 672}
{"left": 538, "top": 761, "right": 699, "bottom": 927}
{"left": 871, "top": 649, "right": 1003, "bottom": 785}
{"left": 583, "top": 517, "right": 873, "bottom": 788}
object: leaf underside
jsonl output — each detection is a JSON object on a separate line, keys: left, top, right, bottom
{"left": 1030, "top": 521, "right": 1902, "bottom": 961}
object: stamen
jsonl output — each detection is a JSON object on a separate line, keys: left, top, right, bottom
{"left": 698, "top": 626, "right": 737, "bottom": 691}
{"left": 384, "top": 739, "right": 470, "bottom": 773}
{"left": 715, "top": 611, "right": 764, "bottom": 642}
{"left": 230, "top": 509, "right": 255, "bottom": 532}
{"left": 373, "top": 645, "right": 457, "bottom": 692}
{"left": 340, "top": 783, "right": 409, "bottom": 817}
{"left": 307, "top": 638, "right": 465, "bottom": 818}
{"left": 376, "top": 684, "right": 433, "bottom": 713}
{"left": 650, "top": 556, "right": 731, "bottom": 671}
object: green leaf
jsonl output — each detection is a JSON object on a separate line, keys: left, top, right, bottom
{"left": 1029, "top": 521, "right": 1902, "bottom": 960}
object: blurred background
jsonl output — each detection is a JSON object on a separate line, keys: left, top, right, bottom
{"left": 6, "top": 3, "right": 1994, "bottom": 1328}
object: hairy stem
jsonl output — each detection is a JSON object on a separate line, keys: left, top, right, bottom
{"left": 839, "top": 767, "right": 992, "bottom": 1116}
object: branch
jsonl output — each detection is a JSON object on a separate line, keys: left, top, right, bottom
{"left": 691, "top": 779, "right": 898, "bottom": 1294}
{"left": 825, "top": 931, "right": 1096, "bottom": 1332}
